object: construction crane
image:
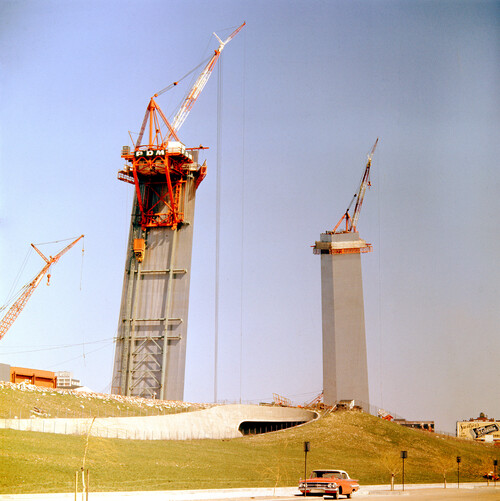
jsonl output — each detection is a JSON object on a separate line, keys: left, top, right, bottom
{"left": 118, "top": 22, "right": 245, "bottom": 230}
{"left": 161, "top": 22, "right": 246, "bottom": 135}
{"left": 332, "top": 138, "right": 378, "bottom": 234}
{"left": 0, "top": 235, "right": 84, "bottom": 341}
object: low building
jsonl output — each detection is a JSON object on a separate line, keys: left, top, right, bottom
{"left": 55, "top": 371, "right": 81, "bottom": 389}
{"left": 457, "top": 414, "right": 500, "bottom": 442}
{"left": 393, "top": 418, "right": 435, "bottom": 432}
{"left": 1, "top": 364, "right": 57, "bottom": 388}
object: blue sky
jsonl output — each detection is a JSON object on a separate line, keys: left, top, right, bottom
{"left": 1, "top": 0, "right": 499, "bottom": 434}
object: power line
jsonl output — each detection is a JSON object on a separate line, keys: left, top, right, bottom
{"left": 214, "top": 52, "right": 223, "bottom": 404}
{"left": 0, "top": 338, "right": 114, "bottom": 355}
{"left": 49, "top": 341, "right": 114, "bottom": 369}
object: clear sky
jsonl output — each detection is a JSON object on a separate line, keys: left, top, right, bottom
{"left": 0, "top": 0, "right": 498, "bottom": 434}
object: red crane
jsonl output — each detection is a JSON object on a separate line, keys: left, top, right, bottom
{"left": 0, "top": 235, "right": 84, "bottom": 341}
{"left": 118, "top": 22, "right": 245, "bottom": 230}
{"left": 332, "top": 138, "right": 378, "bottom": 234}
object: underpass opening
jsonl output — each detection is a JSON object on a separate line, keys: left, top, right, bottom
{"left": 238, "top": 420, "right": 307, "bottom": 435}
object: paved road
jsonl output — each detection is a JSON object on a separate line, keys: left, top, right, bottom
{"left": 240, "top": 489, "right": 499, "bottom": 501}
{"left": 1, "top": 486, "right": 498, "bottom": 501}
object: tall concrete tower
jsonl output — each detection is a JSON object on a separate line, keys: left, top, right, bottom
{"left": 313, "top": 140, "right": 377, "bottom": 408}
{"left": 111, "top": 137, "right": 205, "bottom": 400}
{"left": 111, "top": 23, "right": 245, "bottom": 400}
{"left": 313, "top": 232, "right": 371, "bottom": 407}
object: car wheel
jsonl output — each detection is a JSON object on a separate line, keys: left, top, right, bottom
{"left": 346, "top": 494, "right": 351, "bottom": 499}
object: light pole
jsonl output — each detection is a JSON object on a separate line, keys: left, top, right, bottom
{"left": 400, "top": 451, "right": 407, "bottom": 491}
{"left": 304, "top": 441, "right": 310, "bottom": 496}
{"left": 494, "top": 459, "right": 498, "bottom": 487}
{"left": 456, "top": 456, "right": 461, "bottom": 488}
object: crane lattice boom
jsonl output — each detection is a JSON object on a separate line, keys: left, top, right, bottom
{"left": 0, "top": 235, "right": 84, "bottom": 341}
{"left": 333, "top": 139, "right": 378, "bottom": 234}
{"left": 170, "top": 22, "right": 246, "bottom": 134}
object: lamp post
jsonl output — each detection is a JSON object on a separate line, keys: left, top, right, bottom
{"left": 304, "top": 441, "right": 310, "bottom": 497}
{"left": 400, "top": 451, "right": 407, "bottom": 491}
{"left": 494, "top": 459, "right": 498, "bottom": 487}
{"left": 456, "top": 456, "right": 461, "bottom": 488}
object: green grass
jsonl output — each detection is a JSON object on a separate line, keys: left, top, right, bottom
{"left": 1, "top": 410, "right": 499, "bottom": 494}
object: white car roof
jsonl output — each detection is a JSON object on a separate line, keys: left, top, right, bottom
{"left": 313, "top": 469, "right": 346, "bottom": 474}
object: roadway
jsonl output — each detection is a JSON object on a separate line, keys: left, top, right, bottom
{"left": 0, "top": 485, "right": 498, "bottom": 500}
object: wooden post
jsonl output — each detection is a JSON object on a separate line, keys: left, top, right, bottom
{"left": 74, "top": 471, "right": 78, "bottom": 501}
{"left": 86, "top": 469, "right": 89, "bottom": 501}
{"left": 81, "top": 468, "right": 85, "bottom": 501}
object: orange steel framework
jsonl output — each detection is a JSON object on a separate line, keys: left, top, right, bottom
{"left": 312, "top": 243, "right": 373, "bottom": 256}
{"left": 117, "top": 22, "right": 245, "bottom": 231}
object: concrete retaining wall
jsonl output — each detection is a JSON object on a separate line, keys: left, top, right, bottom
{"left": 0, "top": 404, "right": 317, "bottom": 440}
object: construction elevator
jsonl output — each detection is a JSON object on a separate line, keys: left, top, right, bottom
{"left": 111, "top": 23, "right": 245, "bottom": 400}
{"left": 313, "top": 140, "right": 378, "bottom": 409}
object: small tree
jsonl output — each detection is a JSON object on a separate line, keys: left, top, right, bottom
{"left": 432, "top": 456, "right": 456, "bottom": 488}
{"left": 380, "top": 451, "right": 402, "bottom": 490}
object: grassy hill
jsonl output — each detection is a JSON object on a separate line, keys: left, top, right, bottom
{"left": 0, "top": 382, "right": 208, "bottom": 419}
{"left": 1, "top": 385, "right": 498, "bottom": 494}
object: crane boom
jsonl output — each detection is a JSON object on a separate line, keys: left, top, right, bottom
{"left": 350, "top": 138, "right": 378, "bottom": 232}
{"left": 332, "top": 139, "right": 378, "bottom": 234}
{"left": 0, "top": 235, "right": 84, "bottom": 341}
{"left": 170, "top": 22, "right": 246, "bottom": 134}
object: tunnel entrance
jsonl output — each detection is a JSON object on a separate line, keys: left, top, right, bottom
{"left": 238, "top": 420, "right": 307, "bottom": 435}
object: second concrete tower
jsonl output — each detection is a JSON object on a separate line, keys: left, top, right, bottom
{"left": 314, "top": 232, "right": 370, "bottom": 407}
{"left": 314, "top": 139, "right": 378, "bottom": 409}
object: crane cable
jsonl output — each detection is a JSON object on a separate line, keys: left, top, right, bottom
{"left": 1, "top": 247, "right": 33, "bottom": 312}
{"left": 33, "top": 236, "right": 82, "bottom": 246}
{"left": 214, "top": 52, "right": 223, "bottom": 404}
{"left": 239, "top": 27, "right": 246, "bottom": 404}
{"left": 154, "top": 56, "right": 212, "bottom": 98}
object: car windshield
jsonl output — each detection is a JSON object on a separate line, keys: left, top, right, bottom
{"left": 312, "top": 471, "right": 340, "bottom": 479}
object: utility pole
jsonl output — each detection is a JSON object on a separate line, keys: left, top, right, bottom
{"left": 401, "top": 451, "right": 407, "bottom": 491}
{"left": 304, "top": 441, "right": 310, "bottom": 496}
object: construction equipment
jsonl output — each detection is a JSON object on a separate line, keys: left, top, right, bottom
{"left": 272, "top": 392, "right": 292, "bottom": 407}
{"left": 332, "top": 138, "right": 378, "bottom": 234}
{"left": 112, "top": 23, "right": 245, "bottom": 400}
{"left": 304, "top": 391, "right": 324, "bottom": 408}
{"left": 118, "top": 22, "right": 245, "bottom": 231}
{"left": 0, "top": 235, "right": 84, "bottom": 341}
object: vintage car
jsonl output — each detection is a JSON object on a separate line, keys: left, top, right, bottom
{"left": 299, "top": 469, "right": 360, "bottom": 498}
